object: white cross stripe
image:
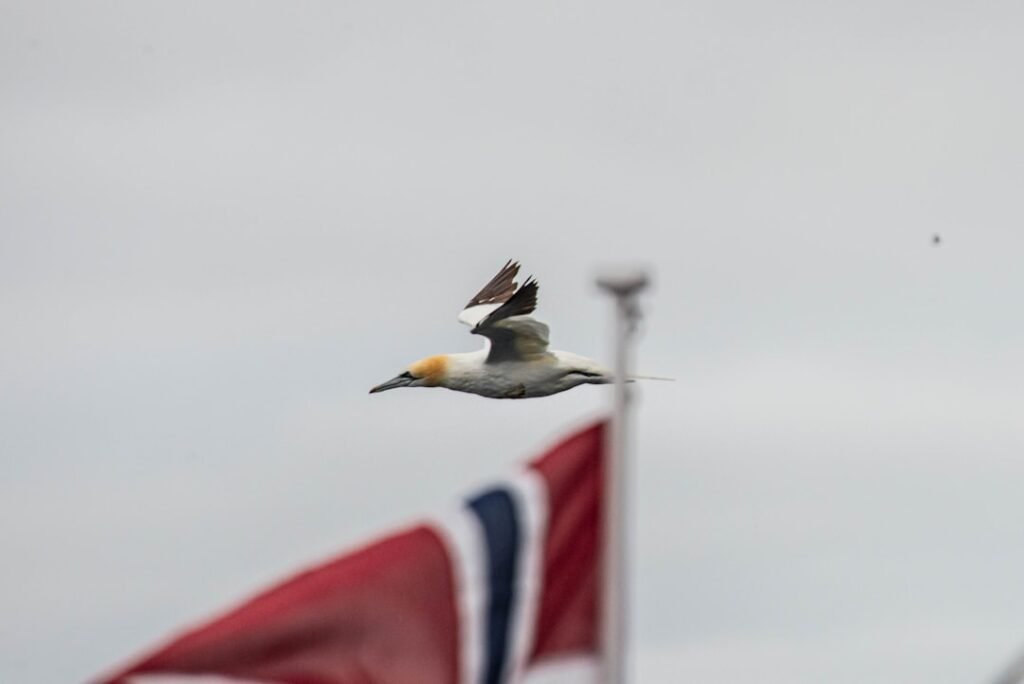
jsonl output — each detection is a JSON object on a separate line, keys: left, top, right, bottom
{"left": 431, "top": 508, "right": 488, "bottom": 684}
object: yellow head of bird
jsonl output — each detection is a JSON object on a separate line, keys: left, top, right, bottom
{"left": 369, "top": 355, "right": 449, "bottom": 393}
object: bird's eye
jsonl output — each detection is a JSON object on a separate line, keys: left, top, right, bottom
{"left": 399, "top": 371, "right": 414, "bottom": 379}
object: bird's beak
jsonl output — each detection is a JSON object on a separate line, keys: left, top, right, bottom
{"left": 369, "top": 374, "right": 414, "bottom": 394}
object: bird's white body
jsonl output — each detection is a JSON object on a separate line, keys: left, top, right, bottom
{"left": 370, "top": 261, "right": 628, "bottom": 399}
{"left": 441, "top": 349, "right": 611, "bottom": 399}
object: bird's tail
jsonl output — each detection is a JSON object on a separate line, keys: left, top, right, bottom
{"left": 628, "top": 374, "right": 675, "bottom": 382}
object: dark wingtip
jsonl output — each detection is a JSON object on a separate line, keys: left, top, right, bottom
{"left": 474, "top": 275, "right": 539, "bottom": 330}
{"left": 464, "top": 260, "right": 522, "bottom": 309}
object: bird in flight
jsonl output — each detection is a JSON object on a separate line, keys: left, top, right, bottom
{"left": 370, "top": 260, "right": 615, "bottom": 398}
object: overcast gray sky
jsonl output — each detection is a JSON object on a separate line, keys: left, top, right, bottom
{"left": 2, "top": 1, "right": 1024, "bottom": 682}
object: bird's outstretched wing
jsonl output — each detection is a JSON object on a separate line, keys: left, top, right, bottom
{"left": 458, "top": 261, "right": 550, "bottom": 363}
{"left": 458, "top": 259, "right": 521, "bottom": 328}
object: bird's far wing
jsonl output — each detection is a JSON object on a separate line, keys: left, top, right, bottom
{"left": 474, "top": 276, "right": 539, "bottom": 329}
{"left": 471, "top": 278, "right": 548, "bottom": 362}
{"left": 458, "top": 260, "right": 520, "bottom": 328}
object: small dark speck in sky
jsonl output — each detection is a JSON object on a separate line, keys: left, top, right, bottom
{"left": 932, "top": 234, "right": 941, "bottom": 246}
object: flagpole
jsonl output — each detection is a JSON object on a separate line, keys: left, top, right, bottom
{"left": 596, "top": 268, "right": 649, "bottom": 684}
{"left": 991, "top": 645, "right": 1024, "bottom": 684}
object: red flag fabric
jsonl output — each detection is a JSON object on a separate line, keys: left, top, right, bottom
{"left": 97, "top": 421, "right": 605, "bottom": 684}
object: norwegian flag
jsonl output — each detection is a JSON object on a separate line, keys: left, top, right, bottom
{"left": 96, "top": 421, "right": 605, "bottom": 684}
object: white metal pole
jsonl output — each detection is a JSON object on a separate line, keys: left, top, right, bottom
{"left": 596, "top": 269, "right": 649, "bottom": 684}
{"left": 991, "top": 646, "right": 1024, "bottom": 684}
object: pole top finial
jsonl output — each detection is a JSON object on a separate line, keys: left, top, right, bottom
{"left": 596, "top": 267, "right": 649, "bottom": 297}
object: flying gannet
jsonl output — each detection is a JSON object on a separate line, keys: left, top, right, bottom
{"left": 370, "top": 260, "right": 615, "bottom": 399}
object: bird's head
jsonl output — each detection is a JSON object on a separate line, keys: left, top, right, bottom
{"left": 369, "top": 355, "right": 449, "bottom": 394}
